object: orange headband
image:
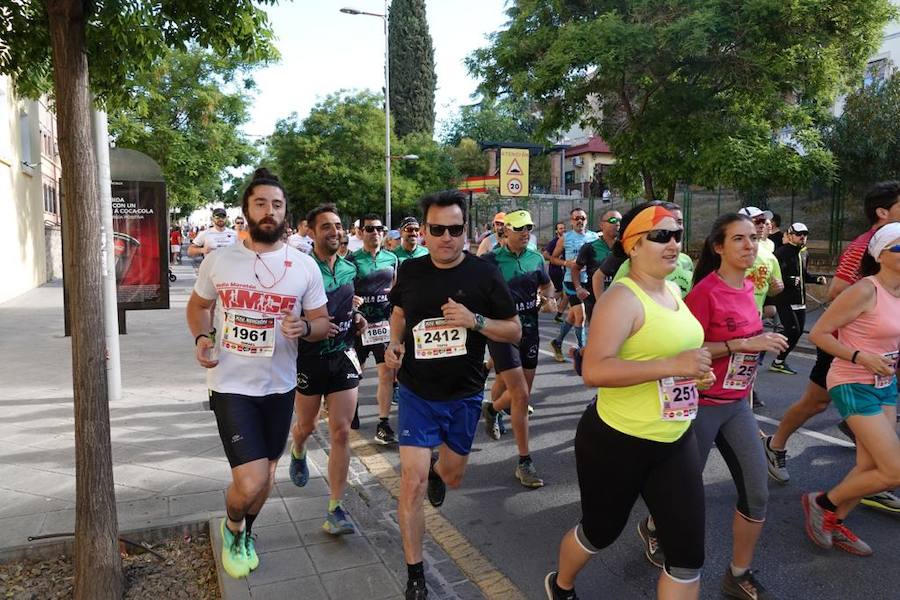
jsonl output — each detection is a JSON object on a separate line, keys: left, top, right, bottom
{"left": 621, "top": 206, "right": 676, "bottom": 254}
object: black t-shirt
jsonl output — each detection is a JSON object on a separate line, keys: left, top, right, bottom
{"left": 389, "top": 253, "right": 517, "bottom": 401}
{"left": 598, "top": 254, "right": 627, "bottom": 291}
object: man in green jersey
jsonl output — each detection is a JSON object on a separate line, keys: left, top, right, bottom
{"left": 290, "top": 204, "right": 367, "bottom": 535}
{"left": 392, "top": 216, "right": 429, "bottom": 263}
{"left": 350, "top": 214, "right": 400, "bottom": 445}
{"left": 572, "top": 209, "right": 621, "bottom": 323}
{"left": 481, "top": 210, "right": 556, "bottom": 488}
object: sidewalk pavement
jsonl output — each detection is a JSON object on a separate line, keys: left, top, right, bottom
{"left": 0, "top": 266, "right": 485, "bottom": 599}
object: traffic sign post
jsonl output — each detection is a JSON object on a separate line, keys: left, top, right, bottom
{"left": 500, "top": 148, "right": 529, "bottom": 197}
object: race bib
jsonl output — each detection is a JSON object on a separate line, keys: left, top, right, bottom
{"left": 361, "top": 320, "right": 390, "bottom": 346}
{"left": 723, "top": 352, "right": 759, "bottom": 391}
{"left": 222, "top": 310, "right": 275, "bottom": 357}
{"left": 658, "top": 377, "right": 699, "bottom": 421}
{"left": 413, "top": 318, "right": 467, "bottom": 360}
{"left": 345, "top": 348, "right": 362, "bottom": 375}
{"left": 875, "top": 351, "right": 899, "bottom": 389}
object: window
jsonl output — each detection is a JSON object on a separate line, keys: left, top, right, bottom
{"left": 863, "top": 58, "right": 890, "bottom": 87}
{"left": 19, "top": 107, "right": 33, "bottom": 167}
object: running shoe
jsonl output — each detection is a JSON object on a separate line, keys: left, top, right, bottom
{"left": 768, "top": 360, "right": 797, "bottom": 375}
{"left": 570, "top": 347, "right": 583, "bottom": 376}
{"left": 637, "top": 517, "right": 664, "bottom": 568}
{"left": 832, "top": 522, "right": 873, "bottom": 556}
{"left": 544, "top": 571, "right": 578, "bottom": 600}
{"left": 323, "top": 505, "right": 355, "bottom": 536}
{"left": 527, "top": 404, "right": 535, "bottom": 416}
{"left": 219, "top": 518, "right": 249, "bottom": 578}
{"left": 860, "top": 490, "right": 900, "bottom": 513}
{"left": 721, "top": 568, "right": 773, "bottom": 600}
{"left": 762, "top": 436, "right": 790, "bottom": 484}
{"left": 836, "top": 419, "right": 856, "bottom": 444}
{"left": 406, "top": 578, "right": 428, "bottom": 600}
{"left": 482, "top": 402, "right": 501, "bottom": 440}
{"left": 427, "top": 456, "right": 446, "bottom": 507}
{"left": 550, "top": 339, "right": 565, "bottom": 362}
{"left": 244, "top": 533, "right": 259, "bottom": 571}
{"left": 802, "top": 492, "right": 836, "bottom": 549}
{"left": 515, "top": 458, "right": 544, "bottom": 489}
{"left": 289, "top": 444, "right": 309, "bottom": 487}
{"left": 374, "top": 421, "right": 398, "bottom": 445}
{"left": 351, "top": 405, "right": 360, "bottom": 430}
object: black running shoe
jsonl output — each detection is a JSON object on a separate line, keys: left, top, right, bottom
{"left": 427, "top": 455, "right": 446, "bottom": 507}
{"left": 406, "top": 577, "right": 428, "bottom": 600}
{"left": 544, "top": 572, "right": 578, "bottom": 599}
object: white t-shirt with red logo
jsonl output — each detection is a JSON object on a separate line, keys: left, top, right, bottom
{"left": 192, "top": 228, "right": 237, "bottom": 252}
{"left": 193, "top": 242, "right": 327, "bottom": 396}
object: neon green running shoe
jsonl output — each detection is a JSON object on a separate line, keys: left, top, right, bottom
{"left": 245, "top": 533, "right": 260, "bottom": 571}
{"left": 219, "top": 518, "right": 250, "bottom": 578}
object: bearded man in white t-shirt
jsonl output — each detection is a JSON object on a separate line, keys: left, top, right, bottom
{"left": 188, "top": 207, "right": 238, "bottom": 258}
{"left": 186, "top": 168, "right": 330, "bottom": 580}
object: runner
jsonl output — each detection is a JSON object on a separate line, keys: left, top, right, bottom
{"left": 549, "top": 208, "right": 597, "bottom": 361}
{"left": 573, "top": 210, "right": 621, "bottom": 323}
{"left": 611, "top": 202, "right": 694, "bottom": 298}
{"left": 545, "top": 202, "right": 712, "bottom": 600}
{"left": 769, "top": 223, "right": 827, "bottom": 375}
{"left": 637, "top": 213, "right": 788, "bottom": 600}
{"left": 287, "top": 218, "right": 313, "bottom": 253}
{"left": 763, "top": 181, "right": 900, "bottom": 511}
{"left": 481, "top": 209, "right": 556, "bottom": 488}
{"left": 385, "top": 229, "right": 402, "bottom": 251}
{"left": 350, "top": 214, "right": 400, "bottom": 445}
{"left": 186, "top": 168, "right": 330, "bottom": 579}
{"left": 188, "top": 207, "right": 237, "bottom": 258}
{"left": 337, "top": 233, "right": 351, "bottom": 259}
{"left": 169, "top": 226, "right": 183, "bottom": 264}
{"left": 804, "top": 222, "right": 900, "bottom": 555}
{"left": 233, "top": 216, "right": 249, "bottom": 242}
{"left": 543, "top": 222, "right": 569, "bottom": 323}
{"left": 288, "top": 204, "right": 367, "bottom": 536}
{"left": 476, "top": 212, "right": 507, "bottom": 255}
{"left": 393, "top": 216, "right": 429, "bottom": 263}
{"left": 348, "top": 219, "right": 365, "bottom": 252}
{"left": 385, "top": 190, "right": 520, "bottom": 599}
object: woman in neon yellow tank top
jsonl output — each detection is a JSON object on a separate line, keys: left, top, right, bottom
{"left": 545, "top": 203, "right": 713, "bottom": 600}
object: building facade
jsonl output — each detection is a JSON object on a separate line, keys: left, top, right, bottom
{"left": 0, "top": 76, "right": 63, "bottom": 304}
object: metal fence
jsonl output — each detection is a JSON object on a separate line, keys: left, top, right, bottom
{"left": 471, "top": 184, "right": 862, "bottom": 263}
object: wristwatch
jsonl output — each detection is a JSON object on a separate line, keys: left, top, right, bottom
{"left": 473, "top": 313, "right": 486, "bottom": 332}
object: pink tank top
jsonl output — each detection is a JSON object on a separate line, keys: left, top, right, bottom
{"left": 827, "top": 276, "right": 900, "bottom": 389}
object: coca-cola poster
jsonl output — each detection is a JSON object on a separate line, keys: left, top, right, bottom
{"left": 111, "top": 180, "right": 169, "bottom": 310}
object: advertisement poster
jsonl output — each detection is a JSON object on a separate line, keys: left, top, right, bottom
{"left": 111, "top": 180, "right": 169, "bottom": 310}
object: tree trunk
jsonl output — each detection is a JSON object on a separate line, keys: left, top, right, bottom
{"left": 642, "top": 170, "right": 655, "bottom": 200}
{"left": 667, "top": 184, "right": 676, "bottom": 203}
{"left": 45, "top": 1, "right": 123, "bottom": 598}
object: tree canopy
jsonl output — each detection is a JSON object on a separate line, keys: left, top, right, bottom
{"left": 389, "top": 0, "right": 436, "bottom": 137}
{"left": 469, "top": 0, "right": 894, "bottom": 199}
{"left": 108, "top": 46, "right": 264, "bottom": 211}
{"left": 828, "top": 67, "right": 900, "bottom": 196}
{"left": 266, "top": 91, "right": 457, "bottom": 223}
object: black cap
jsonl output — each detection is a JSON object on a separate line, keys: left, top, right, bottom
{"left": 400, "top": 216, "right": 419, "bottom": 229}
{"left": 212, "top": 208, "right": 227, "bottom": 217}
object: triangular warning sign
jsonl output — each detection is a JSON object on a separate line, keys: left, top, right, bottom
{"left": 507, "top": 159, "right": 523, "bottom": 175}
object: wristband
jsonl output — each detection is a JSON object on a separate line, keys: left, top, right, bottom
{"left": 851, "top": 350, "right": 859, "bottom": 364}
{"left": 724, "top": 339, "right": 732, "bottom": 354}
{"left": 195, "top": 329, "right": 214, "bottom": 346}
{"left": 302, "top": 319, "right": 312, "bottom": 339}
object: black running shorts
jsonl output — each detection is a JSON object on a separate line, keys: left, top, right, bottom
{"left": 210, "top": 390, "right": 294, "bottom": 468}
{"left": 563, "top": 281, "right": 583, "bottom": 307}
{"left": 809, "top": 347, "right": 834, "bottom": 389}
{"left": 354, "top": 339, "right": 387, "bottom": 365}
{"left": 297, "top": 350, "right": 361, "bottom": 397}
{"left": 488, "top": 330, "right": 539, "bottom": 373}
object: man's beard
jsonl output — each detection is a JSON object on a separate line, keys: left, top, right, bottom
{"left": 247, "top": 214, "right": 286, "bottom": 244}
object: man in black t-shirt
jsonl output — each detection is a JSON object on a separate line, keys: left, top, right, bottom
{"left": 385, "top": 191, "right": 520, "bottom": 600}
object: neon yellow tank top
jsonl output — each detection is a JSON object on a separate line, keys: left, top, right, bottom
{"left": 596, "top": 277, "right": 705, "bottom": 442}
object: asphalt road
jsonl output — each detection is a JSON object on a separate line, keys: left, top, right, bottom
{"left": 353, "top": 313, "right": 900, "bottom": 600}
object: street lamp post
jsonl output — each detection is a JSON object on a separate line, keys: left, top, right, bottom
{"left": 341, "top": 2, "right": 393, "bottom": 227}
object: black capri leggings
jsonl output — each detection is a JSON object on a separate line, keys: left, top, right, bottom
{"left": 575, "top": 404, "right": 705, "bottom": 573}
{"left": 775, "top": 303, "right": 805, "bottom": 361}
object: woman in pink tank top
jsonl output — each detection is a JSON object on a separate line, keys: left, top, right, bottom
{"left": 806, "top": 223, "right": 900, "bottom": 556}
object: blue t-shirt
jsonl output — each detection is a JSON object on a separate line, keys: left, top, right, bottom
{"left": 563, "top": 230, "right": 598, "bottom": 283}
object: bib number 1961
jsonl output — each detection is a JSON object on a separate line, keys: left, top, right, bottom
{"left": 222, "top": 311, "right": 275, "bottom": 357}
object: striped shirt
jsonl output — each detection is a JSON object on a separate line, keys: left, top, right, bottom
{"left": 833, "top": 228, "right": 877, "bottom": 284}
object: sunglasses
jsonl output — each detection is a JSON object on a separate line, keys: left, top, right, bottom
{"left": 363, "top": 225, "right": 386, "bottom": 233}
{"left": 791, "top": 231, "right": 808, "bottom": 236}
{"left": 887, "top": 244, "right": 900, "bottom": 253}
{"left": 605, "top": 217, "right": 620, "bottom": 224}
{"left": 234, "top": 221, "right": 244, "bottom": 225}
{"left": 403, "top": 226, "right": 420, "bottom": 233}
{"left": 572, "top": 215, "right": 587, "bottom": 221}
{"left": 427, "top": 224, "right": 465, "bottom": 237}
{"left": 644, "top": 229, "right": 684, "bottom": 244}
{"left": 340, "top": 241, "right": 349, "bottom": 246}
{"left": 511, "top": 224, "right": 534, "bottom": 232}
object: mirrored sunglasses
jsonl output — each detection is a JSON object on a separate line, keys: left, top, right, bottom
{"left": 645, "top": 229, "right": 683, "bottom": 244}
